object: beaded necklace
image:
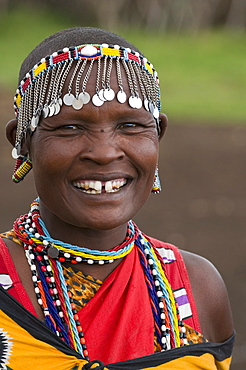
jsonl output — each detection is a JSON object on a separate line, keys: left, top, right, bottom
{"left": 13, "top": 199, "right": 187, "bottom": 359}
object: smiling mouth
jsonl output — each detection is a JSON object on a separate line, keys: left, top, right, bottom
{"left": 72, "top": 178, "right": 128, "bottom": 194}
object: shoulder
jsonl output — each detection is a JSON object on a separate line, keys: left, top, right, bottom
{"left": 180, "top": 249, "right": 234, "bottom": 343}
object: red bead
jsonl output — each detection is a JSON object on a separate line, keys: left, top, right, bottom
{"left": 80, "top": 338, "right": 86, "bottom": 344}
{"left": 77, "top": 326, "right": 82, "bottom": 332}
{"left": 83, "top": 350, "right": 89, "bottom": 357}
{"left": 36, "top": 255, "right": 43, "bottom": 261}
{"left": 41, "top": 266, "right": 47, "bottom": 272}
{"left": 49, "top": 289, "right": 54, "bottom": 295}
{"left": 23, "top": 232, "right": 28, "bottom": 237}
{"left": 28, "top": 239, "right": 34, "bottom": 244}
{"left": 59, "top": 257, "right": 66, "bottom": 262}
{"left": 74, "top": 314, "right": 79, "bottom": 321}
{"left": 36, "top": 246, "right": 43, "bottom": 252}
{"left": 71, "top": 259, "right": 77, "bottom": 264}
{"left": 46, "top": 277, "right": 52, "bottom": 283}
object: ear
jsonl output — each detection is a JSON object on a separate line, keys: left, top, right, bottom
{"left": 158, "top": 113, "right": 168, "bottom": 140}
{"left": 6, "top": 119, "right": 18, "bottom": 147}
{"left": 6, "top": 119, "right": 29, "bottom": 155}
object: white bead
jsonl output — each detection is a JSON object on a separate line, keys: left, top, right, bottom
{"left": 29, "top": 228, "right": 34, "bottom": 233}
{"left": 63, "top": 47, "right": 69, "bottom": 52}
{"left": 183, "top": 338, "right": 188, "bottom": 345}
{"left": 161, "top": 336, "right": 167, "bottom": 344}
{"left": 44, "top": 255, "right": 48, "bottom": 260}
{"left": 159, "top": 302, "right": 164, "bottom": 309}
{"left": 144, "top": 248, "right": 149, "bottom": 254}
{"left": 126, "top": 48, "right": 131, "bottom": 52}
{"left": 50, "top": 277, "right": 55, "bottom": 283}
{"left": 161, "top": 313, "right": 165, "bottom": 319}
{"left": 161, "top": 325, "right": 167, "bottom": 331}
{"left": 52, "top": 52, "right": 58, "bottom": 57}
{"left": 109, "top": 259, "right": 114, "bottom": 264}
{"left": 64, "top": 253, "right": 70, "bottom": 258}
{"left": 148, "top": 258, "right": 154, "bottom": 265}
{"left": 135, "top": 52, "right": 139, "bottom": 57}
{"left": 114, "top": 44, "right": 120, "bottom": 49}
{"left": 29, "top": 253, "right": 35, "bottom": 260}
{"left": 53, "top": 288, "right": 58, "bottom": 295}
{"left": 152, "top": 269, "right": 157, "bottom": 275}
{"left": 31, "top": 265, "right": 36, "bottom": 271}
{"left": 41, "top": 58, "right": 46, "bottom": 63}
{"left": 56, "top": 300, "right": 61, "bottom": 306}
{"left": 157, "top": 291, "right": 163, "bottom": 297}
{"left": 87, "top": 259, "right": 94, "bottom": 264}
{"left": 35, "top": 233, "right": 40, "bottom": 238}
{"left": 38, "top": 298, "right": 43, "bottom": 305}
{"left": 98, "top": 260, "right": 105, "bottom": 265}
{"left": 76, "top": 257, "right": 82, "bottom": 262}
{"left": 101, "top": 43, "right": 108, "bottom": 48}
{"left": 59, "top": 311, "right": 64, "bottom": 317}
{"left": 155, "top": 280, "right": 160, "bottom": 286}
{"left": 34, "top": 287, "right": 40, "bottom": 294}
{"left": 80, "top": 45, "right": 98, "bottom": 56}
{"left": 32, "top": 276, "right": 37, "bottom": 282}
{"left": 182, "top": 326, "right": 186, "bottom": 333}
{"left": 43, "top": 240, "right": 49, "bottom": 246}
{"left": 47, "top": 265, "right": 52, "bottom": 272}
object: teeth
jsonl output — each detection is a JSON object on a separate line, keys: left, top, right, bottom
{"left": 105, "top": 181, "right": 113, "bottom": 192}
{"left": 73, "top": 179, "right": 127, "bottom": 194}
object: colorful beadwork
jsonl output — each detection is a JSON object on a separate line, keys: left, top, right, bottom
{"left": 13, "top": 43, "right": 161, "bottom": 161}
{"left": 151, "top": 165, "right": 161, "bottom": 194}
{"left": 12, "top": 157, "right": 32, "bottom": 183}
{"left": 13, "top": 199, "right": 187, "bottom": 359}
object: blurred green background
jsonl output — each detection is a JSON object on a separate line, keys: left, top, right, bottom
{"left": 0, "top": 1, "right": 245, "bottom": 370}
{"left": 0, "top": 0, "right": 245, "bottom": 124}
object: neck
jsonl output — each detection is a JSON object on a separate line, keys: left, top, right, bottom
{"left": 39, "top": 200, "right": 128, "bottom": 251}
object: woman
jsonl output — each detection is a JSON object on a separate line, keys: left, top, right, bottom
{"left": 0, "top": 27, "right": 234, "bottom": 369}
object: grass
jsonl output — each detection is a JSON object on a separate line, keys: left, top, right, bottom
{"left": 0, "top": 5, "right": 245, "bottom": 125}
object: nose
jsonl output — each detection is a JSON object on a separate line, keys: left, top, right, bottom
{"left": 80, "top": 133, "right": 125, "bottom": 165}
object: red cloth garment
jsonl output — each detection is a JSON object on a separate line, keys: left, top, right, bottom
{"left": 77, "top": 244, "right": 154, "bottom": 364}
{"left": 0, "top": 235, "right": 201, "bottom": 364}
{"left": 149, "top": 237, "right": 201, "bottom": 333}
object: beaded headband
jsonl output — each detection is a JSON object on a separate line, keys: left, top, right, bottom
{"left": 12, "top": 43, "right": 161, "bottom": 159}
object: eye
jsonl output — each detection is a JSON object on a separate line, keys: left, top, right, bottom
{"left": 57, "top": 124, "right": 84, "bottom": 131}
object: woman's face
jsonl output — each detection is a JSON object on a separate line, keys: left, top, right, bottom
{"left": 28, "top": 64, "right": 166, "bottom": 231}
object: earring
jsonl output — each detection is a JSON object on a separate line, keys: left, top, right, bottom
{"left": 151, "top": 165, "right": 161, "bottom": 194}
{"left": 12, "top": 156, "right": 32, "bottom": 183}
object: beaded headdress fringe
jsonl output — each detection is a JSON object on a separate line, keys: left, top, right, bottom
{"left": 13, "top": 43, "right": 161, "bottom": 160}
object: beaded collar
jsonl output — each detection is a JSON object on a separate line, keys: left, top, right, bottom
{"left": 13, "top": 199, "right": 187, "bottom": 360}
{"left": 13, "top": 43, "right": 161, "bottom": 159}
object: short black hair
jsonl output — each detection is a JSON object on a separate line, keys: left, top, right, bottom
{"left": 19, "top": 27, "right": 140, "bottom": 83}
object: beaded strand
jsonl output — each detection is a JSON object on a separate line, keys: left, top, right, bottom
{"left": 13, "top": 199, "right": 187, "bottom": 359}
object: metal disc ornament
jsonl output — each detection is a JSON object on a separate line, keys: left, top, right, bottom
{"left": 144, "top": 98, "right": 149, "bottom": 112}
{"left": 47, "top": 245, "right": 60, "bottom": 258}
{"left": 12, "top": 147, "right": 18, "bottom": 159}
{"left": 98, "top": 89, "right": 107, "bottom": 101}
{"left": 117, "top": 90, "right": 127, "bottom": 104}
{"left": 135, "top": 97, "right": 143, "bottom": 109}
{"left": 79, "top": 92, "right": 90, "bottom": 104}
{"left": 48, "top": 104, "right": 55, "bottom": 117}
{"left": 148, "top": 101, "right": 154, "bottom": 114}
{"left": 72, "top": 97, "right": 83, "bottom": 110}
{"left": 42, "top": 106, "right": 49, "bottom": 118}
{"left": 104, "top": 88, "right": 115, "bottom": 101}
{"left": 54, "top": 101, "right": 61, "bottom": 115}
{"left": 153, "top": 106, "right": 159, "bottom": 119}
{"left": 92, "top": 94, "right": 104, "bottom": 107}
{"left": 129, "top": 96, "right": 137, "bottom": 108}
{"left": 63, "top": 93, "right": 75, "bottom": 106}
